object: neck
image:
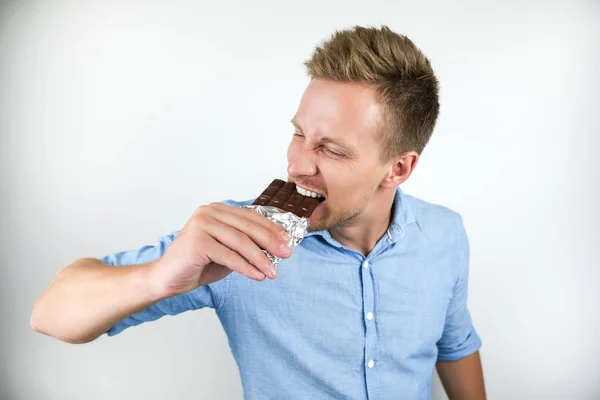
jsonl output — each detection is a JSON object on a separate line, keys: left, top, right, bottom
{"left": 329, "top": 187, "right": 396, "bottom": 256}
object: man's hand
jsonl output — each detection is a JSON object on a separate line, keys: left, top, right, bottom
{"left": 436, "top": 351, "right": 486, "bottom": 400}
{"left": 148, "top": 202, "right": 293, "bottom": 298}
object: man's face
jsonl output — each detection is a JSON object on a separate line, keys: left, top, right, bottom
{"left": 287, "top": 79, "right": 390, "bottom": 232}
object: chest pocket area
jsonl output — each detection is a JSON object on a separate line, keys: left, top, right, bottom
{"left": 376, "top": 261, "right": 453, "bottom": 350}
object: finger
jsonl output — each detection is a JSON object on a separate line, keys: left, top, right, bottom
{"left": 209, "top": 202, "right": 289, "bottom": 239}
{"left": 206, "top": 220, "right": 279, "bottom": 279}
{"left": 208, "top": 203, "right": 292, "bottom": 259}
{"left": 204, "top": 237, "right": 267, "bottom": 281}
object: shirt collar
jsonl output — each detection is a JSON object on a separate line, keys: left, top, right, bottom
{"left": 304, "top": 186, "right": 415, "bottom": 242}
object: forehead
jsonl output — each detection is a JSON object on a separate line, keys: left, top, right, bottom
{"left": 293, "top": 79, "right": 382, "bottom": 145}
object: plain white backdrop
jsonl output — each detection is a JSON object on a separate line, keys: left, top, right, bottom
{"left": 1, "top": 0, "right": 598, "bottom": 399}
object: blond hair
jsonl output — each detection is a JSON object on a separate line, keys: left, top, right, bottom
{"left": 305, "top": 25, "right": 440, "bottom": 160}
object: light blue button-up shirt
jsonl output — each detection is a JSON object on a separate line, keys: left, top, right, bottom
{"left": 102, "top": 188, "right": 481, "bottom": 399}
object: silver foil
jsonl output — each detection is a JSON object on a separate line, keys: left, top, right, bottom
{"left": 242, "top": 205, "right": 309, "bottom": 267}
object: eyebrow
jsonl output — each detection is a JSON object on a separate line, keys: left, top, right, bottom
{"left": 291, "top": 119, "right": 356, "bottom": 156}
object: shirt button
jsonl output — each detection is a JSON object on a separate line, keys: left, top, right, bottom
{"left": 362, "top": 260, "right": 369, "bottom": 269}
{"left": 366, "top": 312, "right": 373, "bottom": 321}
{"left": 367, "top": 360, "right": 374, "bottom": 368}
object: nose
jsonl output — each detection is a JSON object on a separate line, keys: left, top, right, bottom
{"left": 287, "top": 145, "right": 317, "bottom": 178}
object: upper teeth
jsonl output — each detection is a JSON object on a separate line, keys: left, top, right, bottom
{"left": 296, "top": 185, "right": 323, "bottom": 198}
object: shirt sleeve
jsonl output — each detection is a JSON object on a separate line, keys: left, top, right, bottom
{"left": 436, "top": 218, "right": 482, "bottom": 361}
{"left": 100, "top": 231, "right": 228, "bottom": 337}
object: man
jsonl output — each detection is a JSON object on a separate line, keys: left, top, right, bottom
{"left": 31, "top": 25, "right": 485, "bottom": 399}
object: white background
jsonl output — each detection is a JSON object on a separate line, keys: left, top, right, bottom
{"left": 1, "top": 0, "right": 598, "bottom": 399}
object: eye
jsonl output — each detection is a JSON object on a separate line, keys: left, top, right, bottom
{"left": 293, "top": 131, "right": 305, "bottom": 140}
{"left": 323, "top": 147, "right": 345, "bottom": 158}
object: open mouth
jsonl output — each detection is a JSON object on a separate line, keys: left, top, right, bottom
{"left": 295, "top": 184, "right": 326, "bottom": 203}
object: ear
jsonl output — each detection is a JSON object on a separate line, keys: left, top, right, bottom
{"left": 380, "top": 151, "right": 419, "bottom": 189}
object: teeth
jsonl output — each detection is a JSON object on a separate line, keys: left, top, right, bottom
{"left": 295, "top": 185, "right": 323, "bottom": 198}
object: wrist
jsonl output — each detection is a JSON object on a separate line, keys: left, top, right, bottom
{"left": 131, "top": 261, "right": 170, "bottom": 302}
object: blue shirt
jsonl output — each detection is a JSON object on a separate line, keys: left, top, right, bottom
{"left": 102, "top": 188, "right": 481, "bottom": 399}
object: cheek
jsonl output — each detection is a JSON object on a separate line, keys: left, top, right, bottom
{"left": 322, "top": 165, "right": 364, "bottom": 197}
{"left": 324, "top": 160, "right": 368, "bottom": 184}
{"left": 322, "top": 161, "right": 382, "bottom": 205}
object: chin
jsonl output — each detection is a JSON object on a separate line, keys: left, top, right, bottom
{"left": 307, "top": 214, "right": 336, "bottom": 233}
{"left": 307, "top": 221, "right": 326, "bottom": 233}
{"left": 306, "top": 202, "right": 328, "bottom": 231}
{"left": 306, "top": 214, "right": 324, "bottom": 232}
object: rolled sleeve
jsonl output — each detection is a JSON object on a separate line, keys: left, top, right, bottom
{"left": 436, "top": 219, "right": 482, "bottom": 361}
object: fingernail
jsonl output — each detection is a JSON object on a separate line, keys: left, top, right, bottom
{"left": 280, "top": 243, "right": 292, "bottom": 255}
{"left": 279, "top": 231, "right": 290, "bottom": 243}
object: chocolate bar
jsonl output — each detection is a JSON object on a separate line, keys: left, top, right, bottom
{"left": 252, "top": 179, "right": 323, "bottom": 218}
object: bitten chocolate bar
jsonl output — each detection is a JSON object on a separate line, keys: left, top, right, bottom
{"left": 252, "top": 179, "right": 323, "bottom": 218}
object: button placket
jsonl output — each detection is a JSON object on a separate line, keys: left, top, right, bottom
{"left": 361, "top": 257, "right": 378, "bottom": 397}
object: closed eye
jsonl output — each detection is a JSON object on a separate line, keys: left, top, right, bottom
{"left": 293, "top": 131, "right": 347, "bottom": 159}
{"left": 322, "top": 147, "right": 346, "bottom": 158}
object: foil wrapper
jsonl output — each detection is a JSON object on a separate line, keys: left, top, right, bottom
{"left": 242, "top": 205, "right": 309, "bottom": 267}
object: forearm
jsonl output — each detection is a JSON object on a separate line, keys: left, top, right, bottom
{"left": 436, "top": 351, "right": 486, "bottom": 400}
{"left": 30, "top": 258, "right": 163, "bottom": 344}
